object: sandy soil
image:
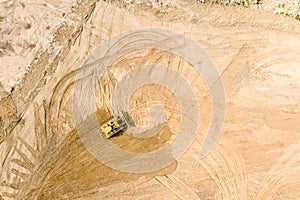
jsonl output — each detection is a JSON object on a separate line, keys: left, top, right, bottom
{"left": 0, "top": 0, "right": 300, "bottom": 199}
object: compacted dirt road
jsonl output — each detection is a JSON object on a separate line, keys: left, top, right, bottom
{"left": 0, "top": 0, "right": 299, "bottom": 199}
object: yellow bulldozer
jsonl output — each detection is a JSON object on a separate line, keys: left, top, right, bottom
{"left": 100, "top": 111, "right": 135, "bottom": 139}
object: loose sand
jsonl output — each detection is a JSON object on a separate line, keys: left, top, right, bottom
{"left": 0, "top": 0, "right": 299, "bottom": 199}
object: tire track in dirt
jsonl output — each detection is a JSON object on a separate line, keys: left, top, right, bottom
{"left": 245, "top": 50, "right": 300, "bottom": 82}
{"left": 14, "top": 111, "right": 177, "bottom": 199}
{"left": 205, "top": 42, "right": 298, "bottom": 199}
{"left": 0, "top": 0, "right": 98, "bottom": 142}
{"left": 48, "top": 69, "right": 79, "bottom": 136}
{"left": 1, "top": 0, "right": 300, "bottom": 199}
{"left": 0, "top": 100, "right": 58, "bottom": 199}
{"left": 61, "top": 9, "right": 298, "bottom": 195}
{"left": 198, "top": 145, "right": 247, "bottom": 199}
{"left": 155, "top": 175, "right": 200, "bottom": 200}
{"left": 0, "top": 1, "right": 100, "bottom": 198}
{"left": 0, "top": 136, "right": 39, "bottom": 199}
{"left": 188, "top": 39, "right": 296, "bottom": 199}
{"left": 2, "top": 2, "right": 183, "bottom": 198}
{"left": 252, "top": 143, "right": 300, "bottom": 199}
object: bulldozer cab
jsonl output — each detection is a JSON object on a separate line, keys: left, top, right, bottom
{"left": 101, "top": 124, "right": 112, "bottom": 135}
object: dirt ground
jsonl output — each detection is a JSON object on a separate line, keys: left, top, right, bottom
{"left": 0, "top": 0, "right": 300, "bottom": 199}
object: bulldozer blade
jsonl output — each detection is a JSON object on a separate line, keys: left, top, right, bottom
{"left": 121, "top": 111, "right": 136, "bottom": 127}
